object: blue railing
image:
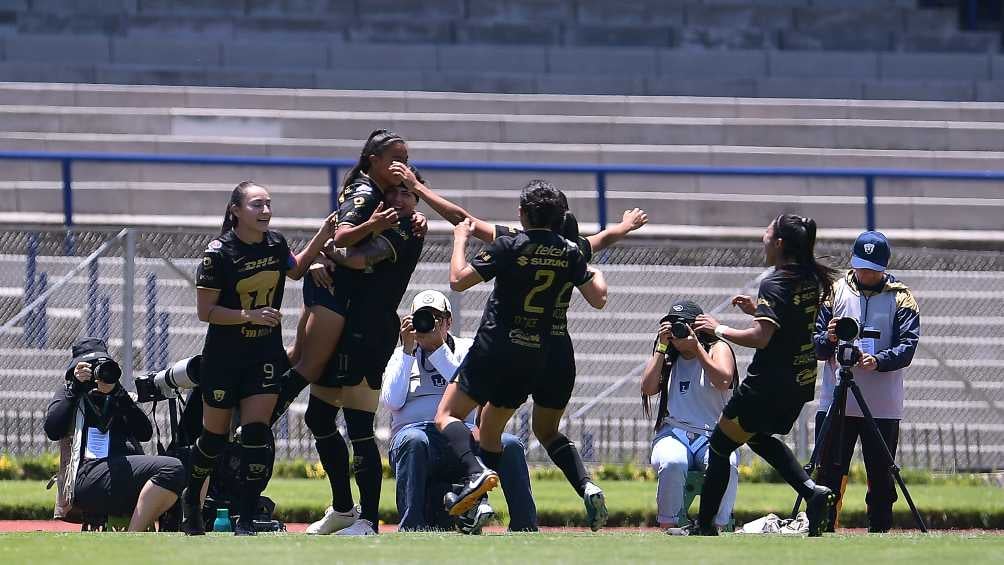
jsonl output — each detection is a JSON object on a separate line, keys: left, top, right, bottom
{"left": 3, "top": 149, "right": 1004, "bottom": 232}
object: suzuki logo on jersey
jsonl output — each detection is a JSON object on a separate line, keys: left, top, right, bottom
{"left": 864, "top": 243, "right": 875, "bottom": 254}
{"left": 679, "top": 381, "right": 691, "bottom": 395}
{"left": 513, "top": 245, "right": 568, "bottom": 268}
{"left": 517, "top": 256, "right": 528, "bottom": 267}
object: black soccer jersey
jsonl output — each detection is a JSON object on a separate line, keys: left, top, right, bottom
{"left": 358, "top": 217, "right": 424, "bottom": 313}
{"left": 472, "top": 229, "right": 591, "bottom": 354}
{"left": 195, "top": 229, "right": 294, "bottom": 359}
{"left": 493, "top": 225, "right": 592, "bottom": 338}
{"left": 744, "top": 266, "right": 822, "bottom": 403}
{"left": 336, "top": 175, "right": 384, "bottom": 228}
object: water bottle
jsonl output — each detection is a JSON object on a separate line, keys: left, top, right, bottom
{"left": 213, "top": 508, "right": 232, "bottom": 532}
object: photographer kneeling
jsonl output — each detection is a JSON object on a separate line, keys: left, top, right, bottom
{"left": 640, "top": 301, "right": 738, "bottom": 533}
{"left": 382, "top": 291, "right": 536, "bottom": 533}
{"left": 814, "top": 231, "right": 920, "bottom": 533}
{"left": 44, "top": 338, "right": 185, "bottom": 531}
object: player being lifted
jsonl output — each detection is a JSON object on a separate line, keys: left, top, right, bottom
{"left": 433, "top": 180, "right": 610, "bottom": 528}
{"left": 393, "top": 165, "right": 646, "bottom": 530}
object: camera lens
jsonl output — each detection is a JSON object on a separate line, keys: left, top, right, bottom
{"left": 91, "top": 358, "right": 121, "bottom": 384}
{"left": 834, "top": 317, "right": 861, "bottom": 341}
{"left": 670, "top": 321, "right": 691, "bottom": 339}
{"left": 412, "top": 309, "right": 437, "bottom": 333}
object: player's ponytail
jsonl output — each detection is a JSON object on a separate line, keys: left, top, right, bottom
{"left": 773, "top": 214, "right": 840, "bottom": 303}
{"left": 342, "top": 129, "right": 405, "bottom": 191}
{"left": 220, "top": 181, "right": 257, "bottom": 235}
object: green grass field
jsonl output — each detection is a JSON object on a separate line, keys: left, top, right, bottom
{"left": 0, "top": 531, "right": 1002, "bottom": 565}
{"left": 3, "top": 479, "right": 1003, "bottom": 527}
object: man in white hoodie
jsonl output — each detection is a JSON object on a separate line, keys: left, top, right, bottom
{"left": 382, "top": 290, "right": 537, "bottom": 532}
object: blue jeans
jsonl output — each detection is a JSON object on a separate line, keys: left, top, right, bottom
{"left": 389, "top": 422, "right": 538, "bottom": 531}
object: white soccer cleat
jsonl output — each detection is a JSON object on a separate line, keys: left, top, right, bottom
{"left": 305, "top": 504, "right": 360, "bottom": 535}
{"left": 583, "top": 482, "right": 608, "bottom": 532}
{"left": 334, "top": 518, "right": 377, "bottom": 536}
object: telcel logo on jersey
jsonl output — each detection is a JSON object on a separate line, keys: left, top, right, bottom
{"left": 238, "top": 256, "right": 279, "bottom": 272}
{"left": 517, "top": 245, "right": 569, "bottom": 268}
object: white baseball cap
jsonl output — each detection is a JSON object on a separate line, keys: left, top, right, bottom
{"left": 411, "top": 290, "right": 451, "bottom": 315}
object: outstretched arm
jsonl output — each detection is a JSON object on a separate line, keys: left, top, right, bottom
{"left": 585, "top": 208, "right": 648, "bottom": 253}
{"left": 390, "top": 162, "right": 495, "bottom": 243}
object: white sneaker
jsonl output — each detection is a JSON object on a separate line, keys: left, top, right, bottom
{"left": 583, "top": 482, "right": 608, "bottom": 532}
{"left": 334, "top": 518, "right": 376, "bottom": 536}
{"left": 305, "top": 505, "right": 359, "bottom": 535}
{"left": 456, "top": 497, "right": 494, "bottom": 535}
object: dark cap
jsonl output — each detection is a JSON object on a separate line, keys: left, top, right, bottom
{"left": 851, "top": 231, "right": 891, "bottom": 272}
{"left": 660, "top": 300, "right": 703, "bottom": 324}
{"left": 67, "top": 337, "right": 111, "bottom": 371}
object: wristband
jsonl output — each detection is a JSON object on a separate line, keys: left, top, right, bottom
{"left": 655, "top": 342, "right": 669, "bottom": 355}
{"left": 714, "top": 325, "right": 731, "bottom": 340}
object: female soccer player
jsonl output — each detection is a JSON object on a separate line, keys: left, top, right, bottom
{"left": 182, "top": 181, "right": 334, "bottom": 536}
{"left": 394, "top": 165, "right": 646, "bottom": 530}
{"left": 692, "top": 214, "right": 841, "bottom": 537}
{"left": 433, "top": 180, "right": 609, "bottom": 526}
{"left": 301, "top": 181, "right": 425, "bottom": 536}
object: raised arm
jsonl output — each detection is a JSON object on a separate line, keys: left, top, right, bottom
{"left": 390, "top": 162, "right": 495, "bottom": 242}
{"left": 585, "top": 208, "right": 648, "bottom": 253}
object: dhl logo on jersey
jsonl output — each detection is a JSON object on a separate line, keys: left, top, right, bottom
{"left": 238, "top": 256, "right": 280, "bottom": 272}
{"left": 516, "top": 244, "right": 569, "bottom": 268}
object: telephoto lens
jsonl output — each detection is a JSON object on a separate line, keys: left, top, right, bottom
{"left": 834, "top": 317, "right": 861, "bottom": 341}
{"left": 412, "top": 308, "right": 437, "bottom": 333}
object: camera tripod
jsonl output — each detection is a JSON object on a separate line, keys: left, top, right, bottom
{"left": 791, "top": 344, "right": 927, "bottom": 532}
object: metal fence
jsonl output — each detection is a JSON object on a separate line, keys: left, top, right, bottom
{"left": 1, "top": 227, "right": 1002, "bottom": 472}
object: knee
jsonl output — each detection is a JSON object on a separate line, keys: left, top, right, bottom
{"left": 655, "top": 457, "right": 689, "bottom": 478}
{"left": 343, "top": 408, "right": 375, "bottom": 442}
{"left": 396, "top": 428, "right": 430, "bottom": 454}
{"left": 304, "top": 395, "right": 340, "bottom": 439}
{"left": 195, "top": 429, "right": 228, "bottom": 458}
{"left": 531, "top": 422, "right": 559, "bottom": 447}
{"left": 156, "top": 458, "right": 186, "bottom": 496}
{"left": 500, "top": 434, "right": 527, "bottom": 462}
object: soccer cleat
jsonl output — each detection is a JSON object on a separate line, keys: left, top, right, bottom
{"left": 806, "top": 486, "right": 837, "bottom": 537}
{"left": 305, "top": 505, "right": 360, "bottom": 535}
{"left": 583, "top": 482, "right": 608, "bottom": 532}
{"left": 445, "top": 468, "right": 499, "bottom": 517}
{"left": 334, "top": 518, "right": 376, "bottom": 536}
{"left": 452, "top": 494, "right": 494, "bottom": 535}
{"left": 233, "top": 521, "right": 257, "bottom": 536}
{"left": 689, "top": 522, "right": 720, "bottom": 536}
{"left": 180, "top": 488, "right": 205, "bottom": 536}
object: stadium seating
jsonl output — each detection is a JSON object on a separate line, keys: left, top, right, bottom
{"left": 0, "top": 1, "right": 1002, "bottom": 100}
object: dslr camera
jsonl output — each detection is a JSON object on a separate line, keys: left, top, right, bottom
{"left": 412, "top": 307, "right": 439, "bottom": 334}
{"left": 67, "top": 357, "right": 122, "bottom": 385}
{"left": 833, "top": 317, "right": 881, "bottom": 367}
{"left": 135, "top": 356, "right": 202, "bottom": 403}
{"left": 659, "top": 314, "right": 692, "bottom": 340}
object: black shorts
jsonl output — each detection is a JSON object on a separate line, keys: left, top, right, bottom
{"left": 200, "top": 352, "right": 289, "bottom": 409}
{"left": 722, "top": 382, "right": 805, "bottom": 436}
{"left": 302, "top": 274, "right": 350, "bottom": 316}
{"left": 74, "top": 455, "right": 185, "bottom": 517}
{"left": 316, "top": 309, "right": 399, "bottom": 390}
{"left": 456, "top": 340, "right": 546, "bottom": 410}
{"left": 532, "top": 335, "right": 576, "bottom": 410}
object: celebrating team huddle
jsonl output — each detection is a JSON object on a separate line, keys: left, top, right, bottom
{"left": 171, "top": 129, "right": 915, "bottom": 537}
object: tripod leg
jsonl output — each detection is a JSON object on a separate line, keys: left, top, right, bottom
{"left": 847, "top": 381, "right": 928, "bottom": 533}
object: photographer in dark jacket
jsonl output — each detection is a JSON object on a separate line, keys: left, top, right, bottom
{"left": 44, "top": 338, "right": 185, "bottom": 531}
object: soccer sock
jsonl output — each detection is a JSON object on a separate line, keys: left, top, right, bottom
{"left": 345, "top": 408, "right": 381, "bottom": 530}
{"left": 269, "top": 368, "right": 309, "bottom": 425}
{"left": 238, "top": 423, "right": 275, "bottom": 524}
{"left": 441, "top": 420, "right": 485, "bottom": 477}
{"left": 748, "top": 433, "right": 816, "bottom": 499}
{"left": 480, "top": 449, "right": 502, "bottom": 472}
{"left": 698, "top": 428, "right": 741, "bottom": 528}
{"left": 187, "top": 430, "right": 227, "bottom": 498}
{"left": 305, "top": 395, "right": 353, "bottom": 512}
{"left": 544, "top": 434, "right": 591, "bottom": 498}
